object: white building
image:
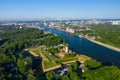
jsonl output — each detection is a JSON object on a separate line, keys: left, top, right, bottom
{"left": 110, "top": 21, "right": 120, "bottom": 25}
{"left": 65, "top": 46, "right": 69, "bottom": 53}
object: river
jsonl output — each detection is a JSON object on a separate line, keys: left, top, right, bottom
{"left": 39, "top": 25, "right": 120, "bottom": 66}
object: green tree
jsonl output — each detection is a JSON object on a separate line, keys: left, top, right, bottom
{"left": 84, "top": 59, "right": 101, "bottom": 68}
{"left": 62, "top": 75, "right": 70, "bottom": 80}
{"left": 17, "top": 58, "right": 27, "bottom": 74}
{"left": 26, "top": 56, "right": 33, "bottom": 68}
{"left": 27, "top": 74, "right": 35, "bottom": 80}
{"left": 69, "top": 71, "right": 81, "bottom": 80}
{"left": 82, "top": 65, "right": 120, "bottom": 80}
{"left": 46, "top": 71, "right": 54, "bottom": 80}
{"left": 48, "top": 47, "right": 58, "bottom": 54}
{"left": 69, "top": 62, "right": 78, "bottom": 71}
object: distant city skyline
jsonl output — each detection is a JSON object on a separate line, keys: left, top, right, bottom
{"left": 0, "top": 0, "right": 120, "bottom": 21}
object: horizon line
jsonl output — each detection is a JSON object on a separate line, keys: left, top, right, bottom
{"left": 0, "top": 18, "right": 120, "bottom": 22}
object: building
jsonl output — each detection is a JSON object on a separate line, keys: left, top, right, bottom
{"left": 109, "top": 21, "right": 120, "bottom": 25}
{"left": 65, "top": 46, "right": 69, "bottom": 53}
{"left": 66, "top": 27, "right": 75, "bottom": 33}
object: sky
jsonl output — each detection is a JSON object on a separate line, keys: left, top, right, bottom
{"left": 0, "top": 0, "right": 120, "bottom": 20}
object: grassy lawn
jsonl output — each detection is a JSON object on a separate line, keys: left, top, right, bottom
{"left": 78, "top": 55, "right": 91, "bottom": 61}
{"left": 56, "top": 57, "right": 78, "bottom": 63}
{"left": 29, "top": 48, "right": 50, "bottom": 62}
{"left": 41, "top": 50, "right": 53, "bottom": 61}
{"left": 28, "top": 48, "right": 60, "bottom": 69}
{"left": 30, "top": 49, "right": 41, "bottom": 55}
{"left": 43, "top": 61, "right": 60, "bottom": 69}
{"left": 27, "top": 47, "right": 91, "bottom": 70}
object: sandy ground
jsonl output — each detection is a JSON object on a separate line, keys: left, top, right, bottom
{"left": 84, "top": 37, "right": 120, "bottom": 53}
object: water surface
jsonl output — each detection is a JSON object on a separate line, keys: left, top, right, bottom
{"left": 39, "top": 25, "right": 120, "bottom": 66}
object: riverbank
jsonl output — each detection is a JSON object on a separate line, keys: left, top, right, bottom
{"left": 84, "top": 37, "right": 120, "bottom": 53}
{"left": 39, "top": 25, "right": 120, "bottom": 66}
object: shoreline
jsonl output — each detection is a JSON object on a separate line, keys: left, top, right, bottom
{"left": 39, "top": 25, "right": 120, "bottom": 53}
{"left": 83, "top": 37, "right": 120, "bottom": 53}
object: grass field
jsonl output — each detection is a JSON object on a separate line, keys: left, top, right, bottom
{"left": 27, "top": 46, "right": 91, "bottom": 70}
